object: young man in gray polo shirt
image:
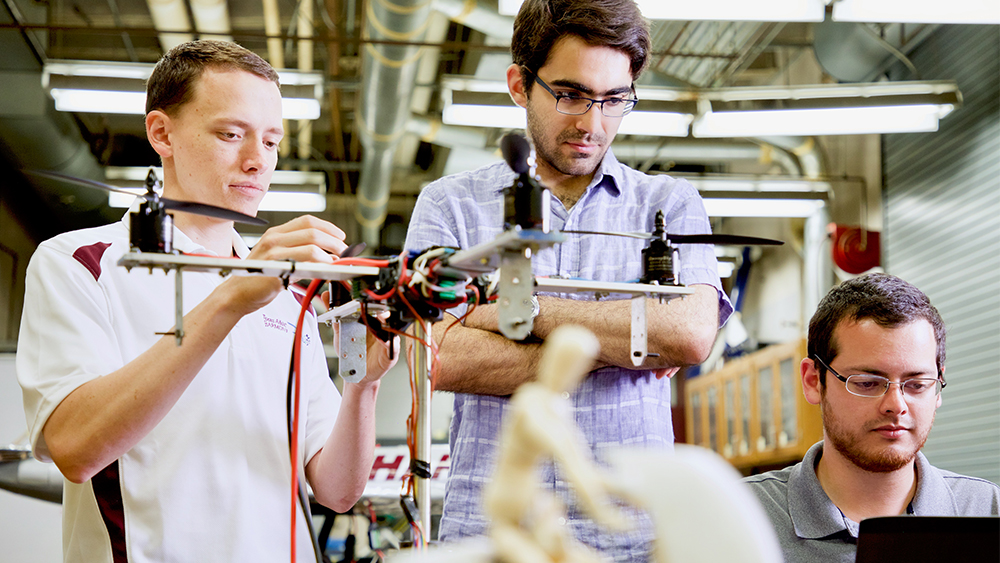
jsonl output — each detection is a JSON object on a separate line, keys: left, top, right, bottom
{"left": 743, "top": 273, "right": 999, "bottom": 563}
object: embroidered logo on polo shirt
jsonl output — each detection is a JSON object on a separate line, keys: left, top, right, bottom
{"left": 262, "top": 314, "right": 290, "bottom": 333}
{"left": 261, "top": 314, "right": 311, "bottom": 346}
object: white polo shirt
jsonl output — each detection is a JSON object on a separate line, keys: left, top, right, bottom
{"left": 17, "top": 215, "right": 341, "bottom": 562}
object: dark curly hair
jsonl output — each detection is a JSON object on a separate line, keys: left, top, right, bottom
{"left": 511, "top": 0, "right": 650, "bottom": 92}
{"left": 808, "top": 273, "right": 947, "bottom": 386}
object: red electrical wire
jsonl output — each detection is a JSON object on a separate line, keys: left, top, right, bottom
{"left": 290, "top": 278, "right": 323, "bottom": 563}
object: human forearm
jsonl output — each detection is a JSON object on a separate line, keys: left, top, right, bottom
{"left": 307, "top": 380, "right": 380, "bottom": 512}
{"left": 432, "top": 314, "right": 545, "bottom": 396}
{"left": 42, "top": 285, "right": 247, "bottom": 483}
{"left": 466, "top": 285, "right": 720, "bottom": 370}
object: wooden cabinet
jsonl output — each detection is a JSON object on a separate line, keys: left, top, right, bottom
{"left": 685, "top": 339, "right": 823, "bottom": 470}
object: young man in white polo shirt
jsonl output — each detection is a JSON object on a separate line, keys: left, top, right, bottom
{"left": 17, "top": 40, "right": 396, "bottom": 562}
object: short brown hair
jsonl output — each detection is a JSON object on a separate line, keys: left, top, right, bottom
{"left": 146, "top": 39, "right": 279, "bottom": 116}
{"left": 511, "top": 0, "right": 650, "bottom": 91}
{"left": 808, "top": 273, "right": 947, "bottom": 386}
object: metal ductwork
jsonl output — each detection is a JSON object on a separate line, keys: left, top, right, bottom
{"left": 754, "top": 136, "right": 825, "bottom": 179}
{"left": 0, "top": 2, "right": 111, "bottom": 240}
{"left": 145, "top": 0, "right": 194, "bottom": 51}
{"left": 813, "top": 20, "right": 939, "bottom": 83}
{"left": 356, "top": 0, "right": 432, "bottom": 247}
{"left": 752, "top": 135, "right": 831, "bottom": 324}
{"left": 431, "top": 0, "right": 514, "bottom": 42}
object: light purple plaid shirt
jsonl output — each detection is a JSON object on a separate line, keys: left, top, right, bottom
{"left": 404, "top": 149, "right": 733, "bottom": 561}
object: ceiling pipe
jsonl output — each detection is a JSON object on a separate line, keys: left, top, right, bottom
{"left": 297, "top": 0, "right": 315, "bottom": 171}
{"left": 749, "top": 135, "right": 831, "bottom": 328}
{"left": 145, "top": 0, "right": 193, "bottom": 50}
{"left": 431, "top": 0, "right": 514, "bottom": 42}
{"left": 0, "top": 9, "right": 113, "bottom": 239}
{"left": 189, "top": 0, "right": 232, "bottom": 41}
{"left": 323, "top": 0, "right": 351, "bottom": 193}
{"left": 392, "top": 10, "right": 450, "bottom": 172}
{"left": 262, "top": 0, "right": 284, "bottom": 67}
{"left": 407, "top": 116, "right": 490, "bottom": 149}
{"left": 260, "top": 0, "right": 292, "bottom": 158}
{"left": 753, "top": 136, "right": 824, "bottom": 179}
{"left": 355, "top": 0, "right": 432, "bottom": 246}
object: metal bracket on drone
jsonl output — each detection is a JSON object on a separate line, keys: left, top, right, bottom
{"left": 446, "top": 227, "right": 565, "bottom": 340}
{"left": 119, "top": 253, "right": 379, "bottom": 346}
{"left": 318, "top": 300, "right": 373, "bottom": 384}
{"left": 533, "top": 277, "right": 693, "bottom": 367}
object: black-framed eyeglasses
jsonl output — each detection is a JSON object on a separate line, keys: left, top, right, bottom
{"left": 527, "top": 70, "right": 638, "bottom": 118}
{"left": 811, "top": 354, "right": 945, "bottom": 399}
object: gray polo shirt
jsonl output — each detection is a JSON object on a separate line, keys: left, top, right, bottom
{"left": 743, "top": 441, "right": 1000, "bottom": 563}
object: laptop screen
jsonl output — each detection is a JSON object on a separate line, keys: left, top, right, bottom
{"left": 856, "top": 516, "right": 1000, "bottom": 563}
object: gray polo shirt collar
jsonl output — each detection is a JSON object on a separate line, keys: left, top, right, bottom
{"left": 788, "top": 442, "right": 959, "bottom": 541}
{"left": 788, "top": 442, "right": 860, "bottom": 539}
{"left": 910, "top": 450, "right": 961, "bottom": 515}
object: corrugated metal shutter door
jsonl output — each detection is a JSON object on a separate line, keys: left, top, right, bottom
{"left": 884, "top": 25, "right": 1000, "bottom": 484}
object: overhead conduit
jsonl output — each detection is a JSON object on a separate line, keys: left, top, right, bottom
{"left": 355, "top": 0, "right": 432, "bottom": 246}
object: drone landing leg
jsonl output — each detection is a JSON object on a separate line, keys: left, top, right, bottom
{"left": 630, "top": 294, "right": 647, "bottom": 367}
{"left": 174, "top": 266, "right": 184, "bottom": 346}
{"left": 410, "top": 320, "right": 433, "bottom": 544}
{"left": 498, "top": 248, "right": 535, "bottom": 341}
{"left": 337, "top": 313, "right": 367, "bottom": 383}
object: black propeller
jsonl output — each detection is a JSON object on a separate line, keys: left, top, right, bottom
{"left": 25, "top": 169, "right": 268, "bottom": 226}
{"left": 562, "top": 229, "right": 784, "bottom": 246}
{"left": 563, "top": 210, "right": 784, "bottom": 285}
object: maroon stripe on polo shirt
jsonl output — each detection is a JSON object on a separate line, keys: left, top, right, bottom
{"left": 72, "top": 241, "right": 112, "bottom": 281}
{"left": 92, "top": 460, "right": 128, "bottom": 563}
{"left": 290, "top": 288, "right": 317, "bottom": 317}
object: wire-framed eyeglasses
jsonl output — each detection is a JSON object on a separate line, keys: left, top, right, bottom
{"left": 811, "top": 354, "right": 945, "bottom": 399}
{"left": 527, "top": 70, "right": 638, "bottom": 118}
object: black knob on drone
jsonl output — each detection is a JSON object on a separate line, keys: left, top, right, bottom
{"left": 501, "top": 132, "right": 531, "bottom": 175}
{"left": 500, "top": 132, "right": 547, "bottom": 231}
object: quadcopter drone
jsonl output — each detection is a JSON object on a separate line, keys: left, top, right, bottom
{"left": 23, "top": 134, "right": 783, "bottom": 549}
{"left": 27, "top": 133, "right": 782, "bottom": 365}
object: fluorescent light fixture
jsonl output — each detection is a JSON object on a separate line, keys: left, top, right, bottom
{"left": 499, "top": 0, "right": 826, "bottom": 20}
{"left": 51, "top": 89, "right": 146, "bottom": 114}
{"left": 692, "top": 81, "right": 961, "bottom": 137}
{"left": 43, "top": 61, "right": 325, "bottom": 120}
{"left": 832, "top": 0, "right": 1000, "bottom": 24}
{"left": 498, "top": 0, "right": 521, "bottom": 16}
{"left": 108, "top": 189, "right": 326, "bottom": 212}
{"left": 693, "top": 104, "right": 954, "bottom": 137}
{"left": 673, "top": 174, "right": 831, "bottom": 218}
{"left": 636, "top": 0, "right": 824, "bottom": 21}
{"left": 702, "top": 198, "right": 825, "bottom": 218}
{"left": 684, "top": 178, "right": 833, "bottom": 192}
{"left": 44, "top": 61, "right": 153, "bottom": 80}
{"left": 442, "top": 104, "right": 526, "bottom": 129}
{"left": 280, "top": 98, "right": 322, "bottom": 120}
{"left": 257, "top": 191, "right": 326, "bottom": 212}
{"left": 49, "top": 88, "right": 320, "bottom": 120}
{"left": 619, "top": 112, "right": 692, "bottom": 137}
{"left": 441, "top": 76, "right": 961, "bottom": 138}
{"left": 104, "top": 167, "right": 327, "bottom": 212}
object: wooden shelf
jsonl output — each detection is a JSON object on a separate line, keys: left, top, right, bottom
{"left": 685, "top": 339, "right": 823, "bottom": 471}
